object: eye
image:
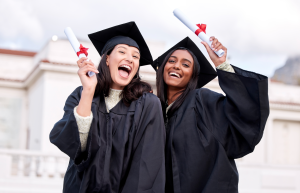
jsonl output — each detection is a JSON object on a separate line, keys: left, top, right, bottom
{"left": 119, "top": 50, "right": 125, "bottom": 54}
{"left": 168, "top": 59, "right": 175, "bottom": 63}
{"left": 133, "top": 55, "right": 140, "bottom": 59}
{"left": 183, "top": 63, "right": 190, "bottom": 67}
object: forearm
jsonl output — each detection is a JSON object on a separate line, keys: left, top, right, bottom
{"left": 74, "top": 106, "right": 93, "bottom": 151}
{"left": 77, "top": 88, "right": 94, "bottom": 117}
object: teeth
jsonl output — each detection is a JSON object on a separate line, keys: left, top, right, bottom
{"left": 170, "top": 72, "right": 180, "bottom": 78}
{"left": 120, "top": 65, "right": 131, "bottom": 71}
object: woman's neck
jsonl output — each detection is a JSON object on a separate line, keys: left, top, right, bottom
{"left": 110, "top": 88, "right": 122, "bottom": 91}
{"left": 167, "top": 86, "right": 185, "bottom": 105}
{"left": 110, "top": 82, "right": 124, "bottom": 90}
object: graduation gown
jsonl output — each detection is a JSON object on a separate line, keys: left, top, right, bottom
{"left": 50, "top": 87, "right": 165, "bottom": 193}
{"left": 165, "top": 66, "right": 269, "bottom": 193}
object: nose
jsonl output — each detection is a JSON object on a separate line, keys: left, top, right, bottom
{"left": 125, "top": 53, "right": 133, "bottom": 64}
{"left": 173, "top": 61, "right": 180, "bottom": 69}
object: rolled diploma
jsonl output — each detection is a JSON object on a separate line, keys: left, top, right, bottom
{"left": 173, "top": 8, "right": 224, "bottom": 57}
{"left": 64, "top": 27, "right": 95, "bottom": 77}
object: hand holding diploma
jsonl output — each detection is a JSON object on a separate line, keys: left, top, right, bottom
{"left": 201, "top": 36, "right": 227, "bottom": 67}
{"left": 64, "top": 27, "right": 95, "bottom": 77}
{"left": 76, "top": 57, "right": 99, "bottom": 93}
{"left": 173, "top": 8, "right": 225, "bottom": 58}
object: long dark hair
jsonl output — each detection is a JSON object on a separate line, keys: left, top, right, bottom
{"left": 156, "top": 48, "right": 200, "bottom": 120}
{"left": 94, "top": 48, "right": 152, "bottom": 106}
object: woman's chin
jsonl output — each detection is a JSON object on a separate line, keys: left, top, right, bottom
{"left": 112, "top": 77, "right": 132, "bottom": 89}
{"left": 165, "top": 79, "right": 181, "bottom": 88}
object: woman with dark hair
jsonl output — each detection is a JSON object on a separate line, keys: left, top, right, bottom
{"left": 153, "top": 37, "right": 269, "bottom": 193}
{"left": 50, "top": 22, "right": 165, "bottom": 193}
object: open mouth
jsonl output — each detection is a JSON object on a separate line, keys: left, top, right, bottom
{"left": 118, "top": 65, "right": 132, "bottom": 78}
{"left": 169, "top": 71, "right": 181, "bottom": 78}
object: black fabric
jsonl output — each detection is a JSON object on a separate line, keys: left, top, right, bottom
{"left": 88, "top": 21, "right": 153, "bottom": 66}
{"left": 165, "top": 66, "right": 269, "bottom": 193}
{"left": 50, "top": 87, "right": 165, "bottom": 193}
{"left": 152, "top": 37, "right": 217, "bottom": 88}
{"left": 101, "top": 36, "right": 139, "bottom": 55}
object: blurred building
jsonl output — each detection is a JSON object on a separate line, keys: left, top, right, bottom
{"left": 0, "top": 39, "right": 299, "bottom": 193}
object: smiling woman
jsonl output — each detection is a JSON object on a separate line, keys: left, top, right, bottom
{"left": 163, "top": 49, "right": 196, "bottom": 106}
{"left": 164, "top": 50, "right": 194, "bottom": 87}
{"left": 49, "top": 22, "right": 165, "bottom": 193}
{"left": 153, "top": 37, "right": 269, "bottom": 193}
{"left": 156, "top": 46, "right": 201, "bottom": 118}
{"left": 106, "top": 44, "right": 140, "bottom": 88}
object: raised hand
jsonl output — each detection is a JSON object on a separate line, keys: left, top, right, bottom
{"left": 201, "top": 37, "right": 227, "bottom": 67}
{"left": 76, "top": 57, "right": 99, "bottom": 92}
{"left": 76, "top": 58, "right": 99, "bottom": 117}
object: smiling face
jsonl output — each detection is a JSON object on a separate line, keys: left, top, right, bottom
{"left": 106, "top": 44, "right": 140, "bottom": 90}
{"left": 163, "top": 50, "right": 194, "bottom": 90}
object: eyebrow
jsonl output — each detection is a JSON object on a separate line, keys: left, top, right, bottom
{"left": 117, "top": 46, "right": 141, "bottom": 55}
{"left": 182, "top": 58, "right": 192, "bottom": 64}
{"left": 117, "top": 46, "right": 140, "bottom": 55}
{"left": 116, "top": 46, "right": 127, "bottom": 50}
{"left": 170, "top": 56, "right": 192, "bottom": 64}
{"left": 134, "top": 50, "right": 140, "bottom": 55}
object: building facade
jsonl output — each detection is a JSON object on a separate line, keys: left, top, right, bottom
{"left": 0, "top": 39, "right": 299, "bottom": 192}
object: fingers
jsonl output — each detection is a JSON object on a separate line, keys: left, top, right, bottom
{"left": 83, "top": 65, "right": 99, "bottom": 73}
{"left": 77, "top": 58, "right": 95, "bottom": 68}
{"left": 82, "top": 60, "right": 95, "bottom": 68}
{"left": 211, "top": 37, "right": 218, "bottom": 49}
{"left": 201, "top": 41, "right": 214, "bottom": 56}
{"left": 214, "top": 41, "right": 227, "bottom": 52}
{"left": 202, "top": 37, "right": 227, "bottom": 54}
{"left": 213, "top": 42, "right": 222, "bottom": 51}
{"left": 78, "top": 65, "right": 99, "bottom": 76}
{"left": 216, "top": 45, "right": 227, "bottom": 52}
{"left": 77, "top": 57, "right": 88, "bottom": 68}
{"left": 202, "top": 37, "right": 228, "bottom": 67}
{"left": 209, "top": 36, "right": 227, "bottom": 52}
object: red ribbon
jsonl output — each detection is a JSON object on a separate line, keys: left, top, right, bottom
{"left": 76, "top": 44, "right": 89, "bottom": 57}
{"left": 195, "top": 24, "right": 206, "bottom": 36}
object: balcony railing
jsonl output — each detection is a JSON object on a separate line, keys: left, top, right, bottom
{"left": 0, "top": 148, "right": 68, "bottom": 179}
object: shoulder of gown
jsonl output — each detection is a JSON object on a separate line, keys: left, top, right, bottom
{"left": 63, "top": 86, "right": 82, "bottom": 110}
{"left": 133, "top": 92, "right": 163, "bottom": 127}
{"left": 137, "top": 92, "right": 161, "bottom": 105}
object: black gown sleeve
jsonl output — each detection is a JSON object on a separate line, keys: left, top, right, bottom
{"left": 122, "top": 93, "right": 166, "bottom": 193}
{"left": 196, "top": 65, "right": 269, "bottom": 159}
{"left": 49, "top": 86, "right": 92, "bottom": 170}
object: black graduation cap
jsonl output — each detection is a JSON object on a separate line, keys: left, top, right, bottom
{"left": 88, "top": 21, "right": 153, "bottom": 66}
{"left": 152, "top": 37, "right": 217, "bottom": 88}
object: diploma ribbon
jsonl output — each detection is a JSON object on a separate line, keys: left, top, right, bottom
{"left": 76, "top": 44, "right": 89, "bottom": 57}
{"left": 195, "top": 24, "right": 206, "bottom": 36}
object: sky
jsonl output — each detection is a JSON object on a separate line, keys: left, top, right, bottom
{"left": 0, "top": 0, "right": 300, "bottom": 77}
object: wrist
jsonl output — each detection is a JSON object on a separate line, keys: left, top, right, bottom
{"left": 81, "top": 88, "right": 95, "bottom": 101}
{"left": 77, "top": 89, "right": 94, "bottom": 117}
{"left": 82, "top": 86, "right": 95, "bottom": 95}
{"left": 214, "top": 59, "right": 226, "bottom": 68}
